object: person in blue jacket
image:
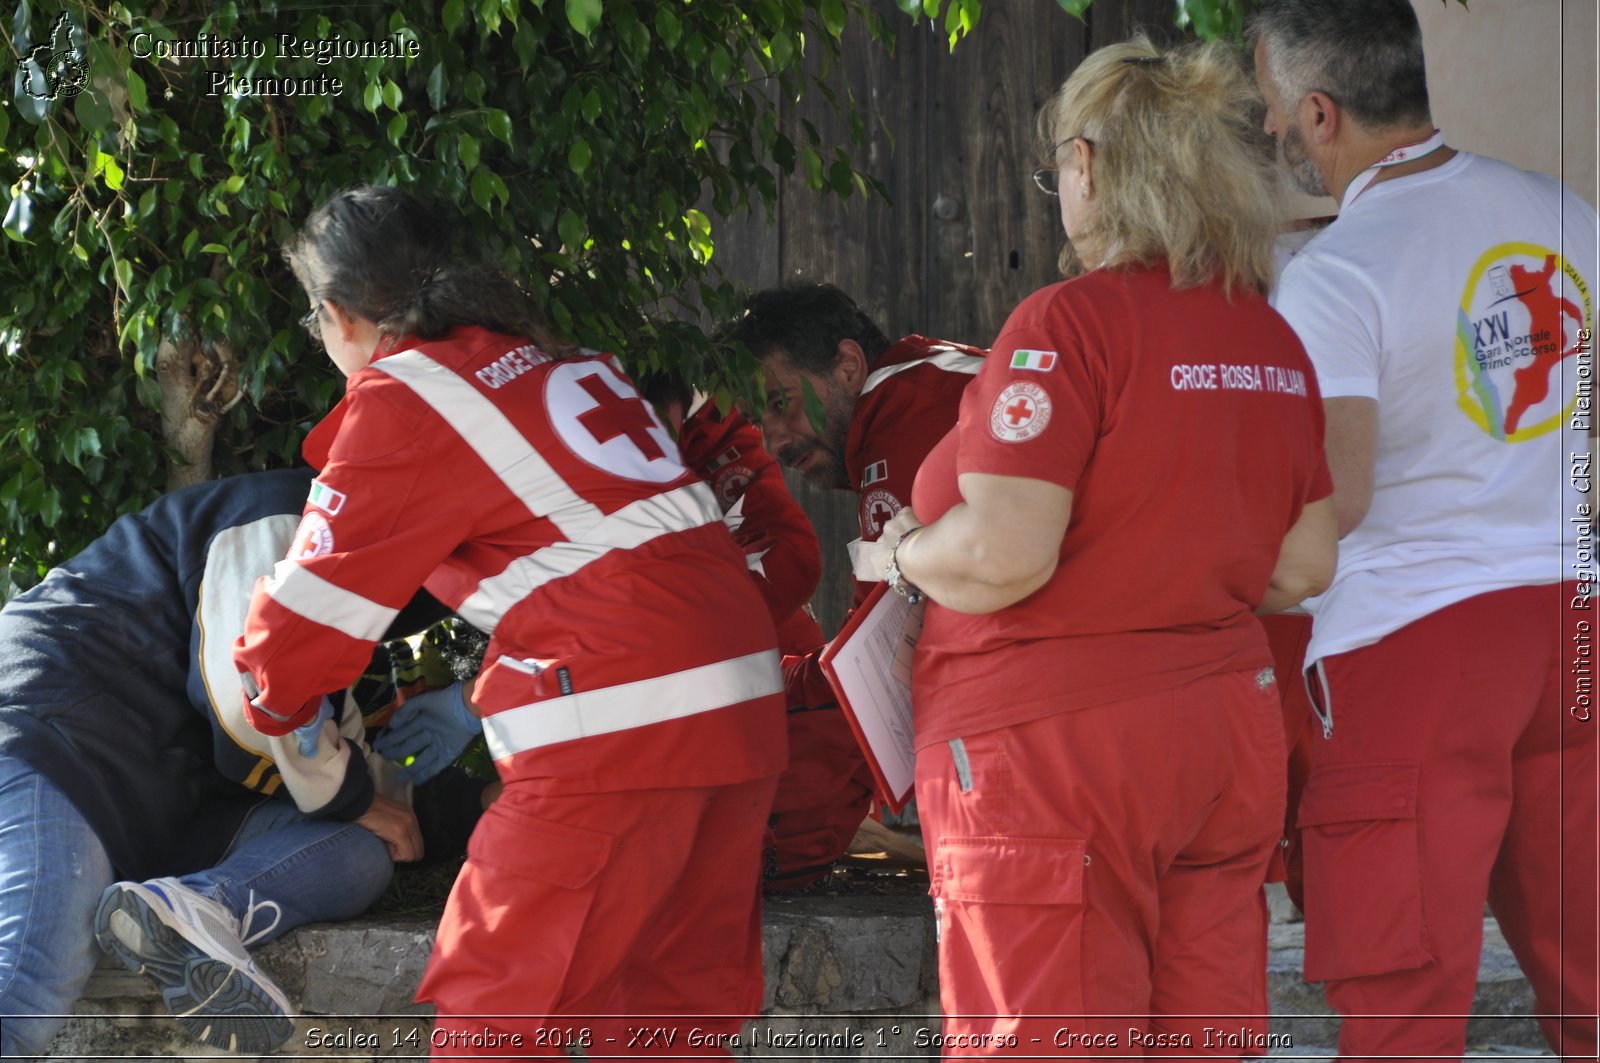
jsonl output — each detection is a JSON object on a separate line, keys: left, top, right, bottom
{"left": 0, "top": 468, "right": 456, "bottom": 1056}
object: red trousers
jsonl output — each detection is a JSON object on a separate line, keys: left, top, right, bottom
{"left": 916, "top": 667, "right": 1286, "bottom": 1057}
{"left": 418, "top": 775, "right": 779, "bottom": 1059}
{"left": 1300, "top": 583, "right": 1597, "bottom": 1060}
{"left": 763, "top": 706, "right": 875, "bottom": 892}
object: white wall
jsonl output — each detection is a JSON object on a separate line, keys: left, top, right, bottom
{"left": 1416, "top": 0, "right": 1597, "bottom": 208}
{"left": 1282, "top": 0, "right": 1597, "bottom": 215}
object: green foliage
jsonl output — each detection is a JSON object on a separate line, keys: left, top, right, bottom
{"left": 0, "top": 0, "right": 1471, "bottom": 588}
{"left": 1171, "top": 0, "right": 1256, "bottom": 40}
{"left": 1, "top": 0, "right": 903, "bottom": 584}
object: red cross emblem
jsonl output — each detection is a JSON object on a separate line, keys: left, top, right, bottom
{"left": 575, "top": 374, "right": 666, "bottom": 461}
{"left": 989, "top": 381, "right": 1052, "bottom": 443}
{"left": 1004, "top": 396, "right": 1036, "bottom": 426}
{"left": 863, "top": 489, "right": 900, "bottom": 535}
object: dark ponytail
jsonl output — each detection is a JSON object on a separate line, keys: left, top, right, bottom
{"left": 286, "top": 185, "right": 544, "bottom": 342}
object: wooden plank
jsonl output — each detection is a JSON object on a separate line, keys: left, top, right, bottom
{"left": 923, "top": 0, "right": 1090, "bottom": 348}
{"left": 773, "top": 0, "right": 931, "bottom": 340}
{"left": 1088, "top": 0, "right": 1187, "bottom": 49}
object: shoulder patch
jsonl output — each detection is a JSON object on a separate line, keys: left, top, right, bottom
{"left": 705, "top": 446, "right": 742, "bottom": 474}
{"left": 292, "top": 511, "right": 336, "bottom": 559}
{"left": 861, "top": 460, "right": 888, "bottom": 488}
{"left": 1009, "top": 349, "right": 1058, "bottom": 372}
{"left": 712, "top": 464, "right": 754, "bottom": 508}
{"left": 990, "top": 382, "right": 1052, "bottom": 443}
{"left": 862, "top": 488, "right": 902, "bottom": 537}
{"left": 306, "top": 479, "right": 346, "bottom": 515}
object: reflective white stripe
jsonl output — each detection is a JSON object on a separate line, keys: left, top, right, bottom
{"left": 263, "top": 559, "right": 399, "bottom": 642}
{"left": 373, "top": 349, "right": 602, "bottom": 537}
{"left": 455, "top": 482, "right": 724, "bottom": 631}
{"left": 861, "top": 347, "right": 983, "bottom": 395}
{"left": 482, "top": 650, "right": 783, "bottom": 758}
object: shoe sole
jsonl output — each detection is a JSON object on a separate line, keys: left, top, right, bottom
{"left": 93, "top": 887, "right": 295, "bottom": 1054}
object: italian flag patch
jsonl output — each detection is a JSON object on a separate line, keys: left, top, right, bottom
{"left": 307, "top": 480, "right": 347, "bottom": 516}
{"left": 1010, "top": 349, "right": 1058, "bottom": 372}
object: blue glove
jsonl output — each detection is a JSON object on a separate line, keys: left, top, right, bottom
{"left": 371, "top": 682, "right": 479, "bottom": 784}
{"left": 293, "top": 697, "right": 336, "bottom": 758}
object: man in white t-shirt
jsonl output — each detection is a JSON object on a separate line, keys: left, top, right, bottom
{"left": 1250, "top": 1, "right": 1598, "bottom": 1057}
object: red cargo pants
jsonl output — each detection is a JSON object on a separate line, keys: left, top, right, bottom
{"left": 917, "top": 667, "right": 1286, "bottom": 1056}
{"left": 1299, "top": 583, "right": 1597, "bottom": 1060}
{"left": 419, "top": 774, "right": 779, "bottom": 1059}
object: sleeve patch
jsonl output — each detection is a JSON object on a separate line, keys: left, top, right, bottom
{"left": 862, "top": 488, "right": 902, "bottom": 537}
{"left": 989, "top": 382, "right": 1052, "bottom": 443}
{"left": 1009, "top": 349, "right": 1059, "bottom": 372}
{"left": 712, "top": 464, "right": 754, "bottom": 508}
{"left": 705, "top": 446, "right": 742, "bottom": 473}
{"left": 307, "top": 479, "right": 347, "bottom": 515}
{"left": 291, "top": 511, "right": 336, "bottom": 559}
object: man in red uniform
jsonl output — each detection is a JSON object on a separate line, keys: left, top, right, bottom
{"left": 725, "top": 283, "right": 986, "bottom": 862}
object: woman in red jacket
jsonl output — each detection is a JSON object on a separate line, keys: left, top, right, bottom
{"left": 234, "top": 186, "right": 786, "bottom": 1056}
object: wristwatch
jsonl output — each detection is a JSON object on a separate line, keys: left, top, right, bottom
{"left": 885, "top": 527, "right": 924, "bottom": 605}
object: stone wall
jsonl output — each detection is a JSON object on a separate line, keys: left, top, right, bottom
{"left": 49, "top": 890, "right": 1548, "bottom": 1060}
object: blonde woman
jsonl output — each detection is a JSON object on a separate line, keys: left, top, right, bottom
{"left": 867, "top": 37, "right": 1337, "bottom": 1050}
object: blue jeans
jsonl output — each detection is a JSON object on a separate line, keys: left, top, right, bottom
{"left": 0, "top": 755, "right": 113, "bottom": 1058}
{"left": 0, "top": 755, "right": 393, "bottom": 1057}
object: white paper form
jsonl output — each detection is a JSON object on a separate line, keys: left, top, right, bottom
{"left": 819, "top": 582, "right": 924, "bottom": 813}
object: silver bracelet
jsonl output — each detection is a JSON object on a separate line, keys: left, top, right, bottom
{"left": 885, "top": 527, "right": 924, "bottom": 605}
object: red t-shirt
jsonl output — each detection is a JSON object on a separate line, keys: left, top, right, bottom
{"left": 789, "top": 335, "right": 986, "bottom": 708}
{"left": 911, "top": 266, "right": 1332, "bottom": 746}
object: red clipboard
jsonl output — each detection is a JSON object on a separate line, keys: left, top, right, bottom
{"left": 817, "top": 581, "right": 923, "bottom": 815}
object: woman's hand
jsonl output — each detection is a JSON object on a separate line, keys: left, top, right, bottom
{"left": 862, "top": 507, "right": 924, "bottom": 581}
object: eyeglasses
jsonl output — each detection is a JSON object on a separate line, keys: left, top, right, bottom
{"left": 1032, "top": 135, "right": 1095, "bottom": 196}
{"left": 300, "top": 302, "right": 323, "bottom": 347}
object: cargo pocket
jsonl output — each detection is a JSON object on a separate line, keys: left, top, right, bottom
{"left": 932, "top": 836, "right": 1090, "bottom": 1018}
{"left": 421, "top": 799, "right": 614, "bottom": 1018}
{"left": 1296, "top": 763, "right": 1433, "bottom": 982}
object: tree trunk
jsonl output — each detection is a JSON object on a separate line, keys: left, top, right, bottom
{"left": 156, "top": 331, "right": 241, "bottom": 491}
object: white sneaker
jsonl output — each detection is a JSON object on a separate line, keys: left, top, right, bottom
{"left": 94, "top": 877, "right": 295, "bottom": 1054}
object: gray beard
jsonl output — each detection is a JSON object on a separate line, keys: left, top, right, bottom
{"left": 1281, "top": 128, "right": 1329, "bottom": 198}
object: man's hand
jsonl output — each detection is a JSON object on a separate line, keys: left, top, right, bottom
{"left": 371, "top": 681, "right": 481, "bottom": 784}
{"left": 356, "top": 793, "right": 424, "bottom": 863}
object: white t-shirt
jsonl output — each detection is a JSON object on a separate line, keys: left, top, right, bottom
{"left": 1274, "top": 151, "right": 1597, "bottom": 665}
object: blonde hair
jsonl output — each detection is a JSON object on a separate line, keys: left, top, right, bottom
{"left": 1039, "top": 35, "right": 1279, "bottom": 295}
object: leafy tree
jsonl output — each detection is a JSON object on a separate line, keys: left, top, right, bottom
{"left": 0, "top": 0, "right": 1463, "bottom": 593}
{"left": 1, "top": 0, "right": 920, "bottom": 589}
